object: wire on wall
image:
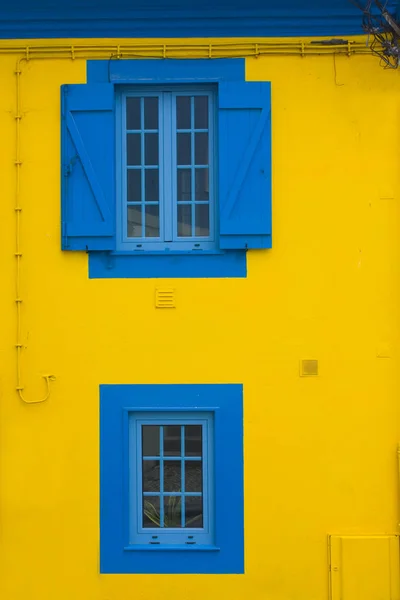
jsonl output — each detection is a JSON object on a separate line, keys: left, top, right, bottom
{"left": 14, "top": 57, "right": 55, "bottom": 404}
{"left": 349, "top": 0, "right": 400, "bottom": 68}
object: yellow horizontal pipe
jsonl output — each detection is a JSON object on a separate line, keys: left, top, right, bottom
{"left": 0, "top": 37, "right": 372, "bottom": 59}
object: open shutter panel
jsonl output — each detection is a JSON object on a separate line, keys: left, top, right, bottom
{"left": 218, "top": 81, "right": 271, "bottom": 250}
{"left": 61, "top": 83, "right": 115, "bottom": 251}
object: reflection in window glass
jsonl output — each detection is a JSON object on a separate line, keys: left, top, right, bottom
{"left": 127, "top": 170, "right": 141, "bottom": 203}
{"left": 177, "top": 169, "right": 191, "bottom": 202}
{"left": 143, "top": 496, "right": 160, "bottom": 528}
{"left": 144, "top": 97, "right": 158, "bottom": 129}
{"left": 126, "top": 96, "right": 141, "bottom": 130}
{"left": 177, "top": 204, "right": 192, "bottom": 237}
{"left": 142, "top": 460, "right": 160, "bottom": 492}
{"left": 127, "top": 134, "right": 141, "bottom": 166}
{"left": 177, "top": 133, "right": 191, "bottom": 165}
{"left": 164, "top": 461, "right": 181, "bottom": 492}
{"left": 177, "top": 96, "right": 191, "bottom": 129}
{"left": 140, "top": 423, "right": 204, "bottom": 530}
{"left": 164, "top": 425, "right": 181, "bottom": 456}
{"left": 145, "top": 205, "right": 160, "bottom": 238}
{"left": 142, "top": 425, "right": 160, "bottom": 456}
{"left": 127, "top": 205, "right": 142, "bottom": 238}
{"left": 185, "top": 461, "right": 202, "bottom": 492}
{"left": 185, "top": 496, "right": 203, "bottom": 528}
{"left": 195, "top": 132, "right": 208, "bottom": 165}
{"left": 145, "top": 133, "right": 159, "bottom": 166}
{"left": 194, "top": 95, "right": 208, "bottom": 129}
{"left": 185, "top": 425, "right": 202, "bottom": 456}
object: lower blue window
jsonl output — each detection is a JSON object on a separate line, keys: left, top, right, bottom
{"left": 130, "top": 412, "right": 213, "bottom": 546}
{"left": 100, "top": 384, "right": 244, "bottom": 574}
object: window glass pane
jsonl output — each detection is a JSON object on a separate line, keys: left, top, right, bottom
{"left": 177, "top": 169, "right": 191, "bottom": 202}
{"left": 145, "top": 170, "right": 159, "bottom": 202}
{"left": 164, "top": 496, "right": 182, "bottom": 528}
{"left": 127, "top": 169, "right": 141, "bottom": 202}
{"left": 142, "top": 425, "right": 160, "bottom": 456}
{"left": 145, "top": 133, "right": 158, "bottom": 166}
{"left": 142, "top": 460, "right": 160, "bottom": 492}
{"left": 145, "top": 205, "right": 160, "bottom": 238}
{"left": 144, "top": 97, "right": 158, "bottom": 129}
{"left": 177, "top": 133, "right": 191, "bottom": 165}
{"left": 126, "top": 97, "right": 141, "bottom": 130}
{"left": 185, "top": 496, "right": 203, "bottom": 528}
{"left": 194, "top": 96, "right": 208, "bottom": 129}
{"left": 195, "top": 169, "right": 209, "bottom": 201}
{"left": 127, "top": 133, "right": 141, "bottom": 166}
{"left": 164, "top": 425, "right": 181, "bottom": 456}
{"left": 177, "top": 205, "right": 192, "bottom": 237}
{"left": 127, "top": 205, "right": 142, "bottom": 238}
{"left": 195, "top": 132, "right": 208, "bottom": 165}
{"left": 143, "top": 496, "right": 160, "bottom": 528}
{"left": 195, "top": 204, "right": 209, "bottom": 237}
{"left": 164, "top": 461, "right": 181, "bottom": 492}
{"left": 176, "top": 96, "right": 191, "bottom": 129}
{"left": 185, "top": 425, "right": 202, "bottom": 456}
{"left": 185, "top": 461, "right": 202, "bottom": 493}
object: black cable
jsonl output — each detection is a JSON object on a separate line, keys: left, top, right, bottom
{"left": 350, "top": 0, "right": 400, "bottom": 68}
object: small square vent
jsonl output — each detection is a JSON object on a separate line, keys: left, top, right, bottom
{"left": 300, "top": 359, "right": 318, "bottom": 377}
{"left": 155, "top": 288, "right": 176, "bottom": 309}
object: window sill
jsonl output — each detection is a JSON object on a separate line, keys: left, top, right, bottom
{"left": 111, "top": 250, "right": 224, "bottom": 256}
{"left": 124, "top": 544, "right": 220, "bottom": 552}
{"left": 89, "top": 249, "right": 246, "bottom": 279}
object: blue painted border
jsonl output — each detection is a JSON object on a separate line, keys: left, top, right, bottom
{"left": 0, "top": 2, "right": 396, "bottom": 39}
{"left": 89, "top": 250, "right": 246, "bottom": 278}
{"left": 100, "top": 384, "right": 244, "bottom": 574}
{"left": 87, "top": 58, "right": 247, "bottom": 279}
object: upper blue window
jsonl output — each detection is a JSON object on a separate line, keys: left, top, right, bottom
{"left": 119, "top": 88, "right": 216, "bottom": 252}
{"left": 61, "top": 59, "right": 271, "bottom": 278}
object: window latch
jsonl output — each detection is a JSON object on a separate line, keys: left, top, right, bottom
{"left": 149, "top": 535, "right": 160, "bottom": 545}
{"left": 186, "top": 536, "right": 196, "bottom": 545}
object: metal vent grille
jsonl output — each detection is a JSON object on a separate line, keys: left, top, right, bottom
{"left": 155, "top": 288, "right": 176, "bottom": 309}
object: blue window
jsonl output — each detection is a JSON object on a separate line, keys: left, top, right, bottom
{"left": 130, "top": 412, "right": 213, "bottom": 546}
{"left": 119, "top": 88, "right": 216, "bottom": 251}
{"left": 100, "top": 384, "right": 244, "bottom": 574}
{"left": 61, "top": 59, "right": 271, "bottom": 278}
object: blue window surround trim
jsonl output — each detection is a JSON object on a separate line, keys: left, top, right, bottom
{"left": 100, "top": 384, "right": 244, "bottom": 574}
{"left": 85, "top": 58, "right": 265, "bottom": 279}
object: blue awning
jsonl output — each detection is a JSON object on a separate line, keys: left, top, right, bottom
{"left": 0, "top": 1, "right": 397, "bottom": 39}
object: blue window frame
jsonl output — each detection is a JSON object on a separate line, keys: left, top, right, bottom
{"left": 118, "top": 88, "right": 216, "bottom": 252}
{"left": 61, "top": 59, "right": 272, "bottom": 279}
{"left": 100, "top": 384, "right": 244, "bottom": 574}
{"left": 130, "top": 412, "right": 213, "bottom": 546}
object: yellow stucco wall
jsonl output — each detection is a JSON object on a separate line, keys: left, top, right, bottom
{"left": 0, "top": 38, "right": 399, "bottom": 600}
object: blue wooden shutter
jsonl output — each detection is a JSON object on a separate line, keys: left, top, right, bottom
{"left": 61, "top": 83, "right": 115, "bottom": 250}
{"left": 218, "top": 81, "right": 271, "bottom": 250}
